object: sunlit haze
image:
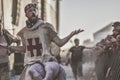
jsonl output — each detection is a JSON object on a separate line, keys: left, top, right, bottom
{"left": 59, "top": 0, "right": 120, "bottom": 48}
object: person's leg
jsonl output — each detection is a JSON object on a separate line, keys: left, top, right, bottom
{"left": 78, "top": 61, "right": 83, "bottom": 77}
{"left": 70, "top": 62, "right": 77, "bottom": 80}
{"left": 26, "top": 63, "right": 45, "bottom": 80}
{"left": 57, "top": 66, "right": 66, "bottom": 80}
{"left": 43, "top": 63, "right": 54, "bottom": 80}
{"left": 43, "top": 62, "right": 66, "bottom": 80}
{"left": 43, "top": 62, "right": 60, "bottom": 80}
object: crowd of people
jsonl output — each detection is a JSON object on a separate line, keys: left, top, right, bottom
{"left": 94, "top": 22, "right": 120, "bottom": 80}
{"left": 65, "top": 22, "right": 120, "bottom": 80}
{"left": 0, "top": 2, "right": 120, "bottom": 80}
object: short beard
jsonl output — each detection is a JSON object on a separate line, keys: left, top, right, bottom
{"left": 29, "top": 14, "right": 38, "bottom": 23}
{"left": 29, "top": 17, "right": 37, "bottom": 23}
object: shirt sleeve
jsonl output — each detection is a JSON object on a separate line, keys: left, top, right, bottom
{"left": 81, "top": 46, "right": 86, "bottom": 50}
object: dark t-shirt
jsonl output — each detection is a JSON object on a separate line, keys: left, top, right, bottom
{"left": 69, "top": 46, "right": 85, "bottom": 62}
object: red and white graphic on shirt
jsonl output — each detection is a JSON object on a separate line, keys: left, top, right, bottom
{"left": 27, "top": 38, "right": 42, "bottom": 57}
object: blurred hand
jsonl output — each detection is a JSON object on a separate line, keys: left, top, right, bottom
{"left": 70, "top": 29, "right": 84, "bottom": 36}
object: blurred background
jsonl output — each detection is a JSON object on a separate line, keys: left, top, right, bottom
{"left": 0, "top": 0, "right": 120, "bottom": 80}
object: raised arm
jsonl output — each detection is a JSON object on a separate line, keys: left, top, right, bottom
{"left": 53, "top": 29, "right": 84, "bottom": 47}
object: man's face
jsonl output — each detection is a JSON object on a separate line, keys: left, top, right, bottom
{"left": 75, "top": 40, "right": 79, "bottom": 46}
{"left": 112, "top": 26, "right": 120, "bottom": 36}
{"left": 25, "top": 7, "right": 38, "bottom": 21}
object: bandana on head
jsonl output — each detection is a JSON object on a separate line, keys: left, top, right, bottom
{"left": 24, "top": 3, "right": 38, "bottom": 12}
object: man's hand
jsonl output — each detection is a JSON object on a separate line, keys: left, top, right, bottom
{"left": 70, "top": 29, "right": 84, "bottom": 36}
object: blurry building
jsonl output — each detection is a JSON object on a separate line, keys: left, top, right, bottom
{"left": 0, "top": 0, "right": 60, "bottom": 34}
{"left": 83, "top": 24, "right": 113, "bottom": 62}
{"left": 93, "top": 23, "right": 113, "bottom": 44}
{"left": 83, "top": 39, "right": 94, "bottom": 46}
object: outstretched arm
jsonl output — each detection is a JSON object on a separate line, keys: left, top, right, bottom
{"left": 53, "top": 29, "right": 84, "bottom": 47}
{"left": 85, "top": 47, "right": 96, "bottom": 49}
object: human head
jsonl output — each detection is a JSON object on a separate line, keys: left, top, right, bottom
{"left": 116, "top": 34, "right": 120, "bottom": 46}
{"left": 24, "top": 3, "right": 38, "bottom": 22}
{"left": 105, "top": 35, "right": 114, "bottom": 45}
{"left": 112, "top": 22, "right": 120, "bottom": 36}
{"left": 112, "top": 22, "right": 120, "bottom": 27}
{"left": 74, "top": 38, "right": 79, "bottom": 46}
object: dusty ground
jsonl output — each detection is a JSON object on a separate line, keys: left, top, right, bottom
{"left": 64, "top": 62, "right": 97, "bottom": 80}
{"left": 10, "top": 62, "right": 97, "bottom": 80}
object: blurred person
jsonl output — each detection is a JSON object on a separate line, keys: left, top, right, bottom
{"left": 105, "top": 21, "right": 120, "bottom": 80}
{"left": 66, "top": 38, "right": 93, "bottom": 80}
{"left": 2, "top": 3, "right": 84, "bottom": 80}
{"left": 112, "top": 21, "right": 120, "bottom": 38}
{"left": 95, "top": 21, "right": 120, "bottom": 80}
{"left": 94, "top": 21, "right": 120, "bottom": 80}
{"left": 0, "top": 19, "right": 20, "bottom": 80}
{"left": 94, "top": 36, "right": 113, "bottom": 80}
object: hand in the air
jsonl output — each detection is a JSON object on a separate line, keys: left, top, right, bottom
{"left": 70, "top": 29, "right": 84, "bottom": 36}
